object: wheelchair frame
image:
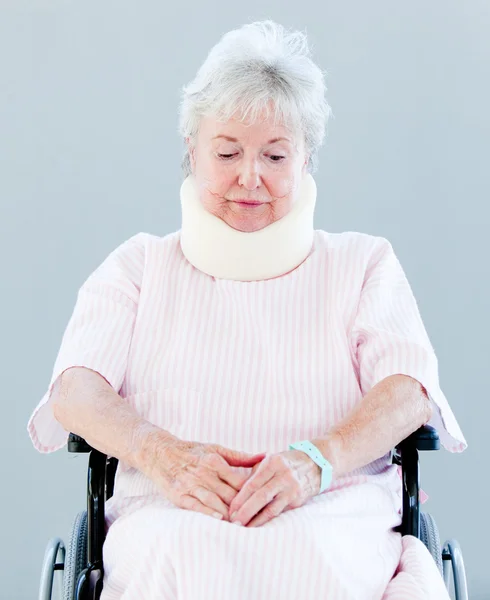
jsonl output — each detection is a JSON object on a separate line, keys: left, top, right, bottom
{"left": 40, "top": 425, "right": 468, "bottom": 600}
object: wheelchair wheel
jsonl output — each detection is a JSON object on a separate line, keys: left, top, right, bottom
{"left": 62, "top": 510, "right": 88, "bottom": 600}
{"left": 39, "top": 537, "right": 65, "bottom": 600}
{"left": 443, "top": 539, "right": 469, "bottom": 600}
{"left": 419, "top": 512, "right": 443, "bottom": 575}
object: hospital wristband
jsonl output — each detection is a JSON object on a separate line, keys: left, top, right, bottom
{"left": 288, "top": 440, "right": 333, "bottom": 493}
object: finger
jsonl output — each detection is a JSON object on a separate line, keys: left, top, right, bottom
{"left": 229, "top": 461, "right": 274, "bottom": 516}
{"left": 179, "top": 493, "right": 226, "bottom": 521}
{"left": 200, "top": 470, "right": 246, "bottom": 507}
{"left": 214, "top": 447, "right": 267, "bottom": 467}
{"left": 185, "top": 485, "right": 230, "bottom": 520}
{"left": 213, "top": 456, "right": 257, "bottom": 492}
{"left": 231, "top": 476, "right": 280, "bottom": 526}
{"left": 247, "top": 493, "right": 290, "bottom": 528}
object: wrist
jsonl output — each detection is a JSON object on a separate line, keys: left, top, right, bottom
{"left": 310, "top": 432, "right": 344, "bottom": 478}
{"left": 289, "top": 440, "right": 334, "bottom": 494}
{"left": 133, "top": 421, "right": 180, "bottom": 477}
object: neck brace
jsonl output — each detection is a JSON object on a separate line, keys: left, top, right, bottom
{"left": 179, "top": 174, "right": 317, "bottom": 281}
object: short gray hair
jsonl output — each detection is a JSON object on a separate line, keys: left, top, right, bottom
{"left": 178, "top": 20, "right": 333, "bottom": 177}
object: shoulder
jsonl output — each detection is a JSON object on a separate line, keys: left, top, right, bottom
{"left": 82, "top": 230, "right": 181, "bottom": 290}
{"left": 112, "top": 230, "right": 180, "bottom": 253}
{"left": 102, "top": 230, "right": 181, "bottom": 265}
{"left": 315, "top": 230, "right": 394, "bottom": 265}
{"left": 313, "top": 231, "right": 401, "bottom": 289}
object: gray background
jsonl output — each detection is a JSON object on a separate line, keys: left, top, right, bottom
{"left": 1, "top": 1, "right": 488, "bottom": 598}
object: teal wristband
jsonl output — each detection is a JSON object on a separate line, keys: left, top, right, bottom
{"left": 288, "top": 440, "right": 333, "bottom": 493}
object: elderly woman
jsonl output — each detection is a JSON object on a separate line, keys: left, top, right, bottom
{"left": 28, "top": 21, "right": 466, "bottom": 600}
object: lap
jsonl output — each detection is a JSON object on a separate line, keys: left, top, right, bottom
{"left": 100, "top": 489, "right": 402, "bottom": 600}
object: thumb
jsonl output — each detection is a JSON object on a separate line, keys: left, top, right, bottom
{"left": 215, "top": 447, "right": 267, "bottom": 467}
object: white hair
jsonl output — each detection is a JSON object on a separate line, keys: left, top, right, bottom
{"left": 178, "top": 20, "right": 332, "bottom": 176}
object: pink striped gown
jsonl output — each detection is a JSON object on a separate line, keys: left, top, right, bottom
{"left": 27, "top": 229, "right": 466, "bottom": 599}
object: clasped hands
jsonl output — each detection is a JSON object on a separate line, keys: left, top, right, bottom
{"left": 226, "top": 449, "right": 322, "bottom": 528}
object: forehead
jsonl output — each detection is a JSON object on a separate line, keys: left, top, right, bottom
{"left": 198, "top": 113, "right": 301, "bottom": 146}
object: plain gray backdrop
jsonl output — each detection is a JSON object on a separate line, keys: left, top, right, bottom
{"left": 1, "top": 1, "right": 488, "bottom": 598}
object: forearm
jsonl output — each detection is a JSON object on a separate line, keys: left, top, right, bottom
{"left": 50, "top": 366, "right": 179, "bottom": 476}
{"left": 312, "top": 374, "right": 433, "bottom": 478}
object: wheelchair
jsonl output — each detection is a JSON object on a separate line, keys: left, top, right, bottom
{"left": 38, "top": 425, "right": 468, "bottom": 600}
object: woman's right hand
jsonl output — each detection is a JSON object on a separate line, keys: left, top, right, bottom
{"left": 146, "top": 437, "right": 266, "bottom": 521}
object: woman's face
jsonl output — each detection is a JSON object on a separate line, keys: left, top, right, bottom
{"left": 188, "top": 112, "right": 309, "bottom": 232}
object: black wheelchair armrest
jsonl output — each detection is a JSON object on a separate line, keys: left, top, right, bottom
{"left": 396, "top": 424, "right": 440, "bottom": 452}
{"left": 393, "top": 425, "right": 440, "bottom": 539}
{"left": 68, "top": 433, "right": 94, "bottom": 453}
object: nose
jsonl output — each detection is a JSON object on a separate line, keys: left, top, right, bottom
{"left": 237, "top": 156, "right": 261, "bottom": 191}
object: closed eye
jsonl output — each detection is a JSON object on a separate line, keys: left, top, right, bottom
{"left": 217, "top": 153, "right": 237, "bottom": 160}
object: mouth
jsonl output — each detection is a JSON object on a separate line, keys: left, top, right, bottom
{"left": 232, "top": 200, "right": 265, "bottom": 206}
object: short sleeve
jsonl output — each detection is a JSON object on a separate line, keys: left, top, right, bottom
{"left": 27, "top": 232, "right": 147, "bottom": 453}
{"left": 350, "top": 237, "right": 467, "bottom": 453}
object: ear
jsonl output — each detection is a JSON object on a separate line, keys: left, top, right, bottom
{"left": 302, "top": 155, "right": 310, "bottom": 175}
{"left": 186, "top": 137, "right": 196, "bottom": 172}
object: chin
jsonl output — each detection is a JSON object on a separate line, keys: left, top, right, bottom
{"left": 224, "top": 216, "right": 272, "bottom": 233}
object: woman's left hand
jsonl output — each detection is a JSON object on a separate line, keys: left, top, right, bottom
{"left": 227, "top": 450, "right": 322, "bottom": 528}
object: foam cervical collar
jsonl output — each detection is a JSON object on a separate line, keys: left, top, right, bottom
{"left": 179, "top": 174, "right": 317, "bottom": 281}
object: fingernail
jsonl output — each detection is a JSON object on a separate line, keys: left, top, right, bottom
{"left": 212, "top": 512, "right": 223, "bottom": 520}
{"left": 230, "top": 512, "right": 242, "bottom": 526}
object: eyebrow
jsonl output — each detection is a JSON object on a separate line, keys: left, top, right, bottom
{"left": 211, "top": 135, "right": 291, "bottom": 144}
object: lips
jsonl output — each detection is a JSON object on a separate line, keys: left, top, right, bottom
{"left": 233, "top": 200, "right": 264, "bottom": 205}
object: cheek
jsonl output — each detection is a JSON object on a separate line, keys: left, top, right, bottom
{"left": 194, "top": 153, "right": 231, "bottom": 196}
{"left": 266, "top": 174, "right": 299, "bottom": 200}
